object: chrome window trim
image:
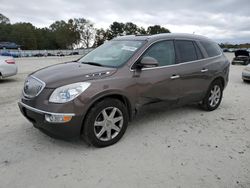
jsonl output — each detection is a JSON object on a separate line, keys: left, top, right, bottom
{"left": 19, "top": 102, "right": 75, "bottom": 116}
{"left": 129, "top": 38, "right": 223, "bottom": 72}
{"left": 23, "top": 75, "right": 46, "bottom": 98}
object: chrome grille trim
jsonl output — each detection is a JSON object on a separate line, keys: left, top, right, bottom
{"left": 18, "top": 102, "right": 75, "bottom": 116}
{"left": 23, "top": 75, "right": 46, "bottom": 98}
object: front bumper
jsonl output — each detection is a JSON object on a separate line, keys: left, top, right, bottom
{"left": 232, "top": 60, "right": 249, "bottom": 65}
{"left": 242, "top": 71, "right": 250, "bottom": 81}
{"left": 2, "top": 64, "right": 18, "bottom": 78}
{"left": 18, "top": 102, "right": 83, "bottom": 139}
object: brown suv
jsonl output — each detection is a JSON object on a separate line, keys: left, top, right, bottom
{"left": 18, "top": 33, "right": 230, "bottom": 147}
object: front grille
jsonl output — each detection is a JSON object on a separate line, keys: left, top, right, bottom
{"left": 23, "top": 76, "right": 45, "bottom": 98}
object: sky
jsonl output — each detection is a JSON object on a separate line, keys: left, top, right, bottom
{"left": 0, "top": 0, "right": 250, "bottom": 43}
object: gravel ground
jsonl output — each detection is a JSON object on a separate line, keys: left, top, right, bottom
{"left": 0, "top": 53, "right": 249, "bottom": 188}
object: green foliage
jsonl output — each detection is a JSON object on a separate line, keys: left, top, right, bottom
{"left": 94, "top": 22, "right": 170, "bottom": 46}
{"left": 9, "top": 23, "right": 38, "bottom": 49}
{"left": 94, "top": 28, "right": 108, "bottom": 47}
{"left": 219, "top": 43, "right": 250, "bottom": 49}
{"left": 0, "top": 13, "right": 10, "bottom": 24}
{"left": 0, "top": 13, "right": 172, "bottom": 49}
{"left": 72, "top": 18, "right": 95, "bottom": 48}
{"left": 147, "top": 25, "right": 170, "bottom": 35}
{"left": 49, "top": 20, "right": 80, "bottom": 49}
{"left": 0, "top": 23, "right": 12, "bottom": 42}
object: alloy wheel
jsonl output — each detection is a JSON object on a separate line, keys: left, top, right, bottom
{"left": 94, "top": 107, "right": 124, "bottom": 141}
{"left": 208, "top": 85, "right": 221, "bottom": 107}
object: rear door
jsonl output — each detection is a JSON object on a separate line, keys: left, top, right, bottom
{"left": 174, "top": 40, "right": 210, "bottom": 103}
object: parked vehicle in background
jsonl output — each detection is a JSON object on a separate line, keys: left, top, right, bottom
{"left": 34, "top": 53, "right": 44, "bottom": 57}
{"left": 0, "top": 49, "right": 21, "bottom": 58}
{"left": 18, "top": 33, "right": 230, "bottom": 147}
{"left": 57, "top": 52, "right": 65, "bottom": 56}
{"left": 69, "top": 52, "right": 79, "bottom": 55}
{"left": 0, "top": 55, "right": 18, "bottom": 79}
{"left": 47, "top": 53, "right": 55, "bottom": 56}
{"left": 0, "top": 42, "right": 21, "bottom": 49}
{"left": 228, "top": 48, "right": 236, "bottom": 53}
{"left": 232, "top": 50, "right": 250, "bottom": 65}
{"left": 242, "top": 64, "right": 250, "bottom": 82}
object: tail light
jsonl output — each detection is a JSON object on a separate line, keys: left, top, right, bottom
{"left": 5, "top": 59, "right": 15, "bottom": 64}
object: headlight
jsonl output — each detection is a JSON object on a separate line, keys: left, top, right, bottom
{"left": 49, "top": 82, "right": 91, "bottom": 103}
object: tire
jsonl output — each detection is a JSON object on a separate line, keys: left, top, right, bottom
{"left": 201, "top": 80, "right": 223, "bottom": 111}
{"left": 82, "top": 98, "right": 128, "bottom": 147}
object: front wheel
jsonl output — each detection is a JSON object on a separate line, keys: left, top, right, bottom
{"left": 82, "top": 98, "right": 128, "bottom": 147}
{"left": 201, "top": 80, "right": 223, "bottom": 111}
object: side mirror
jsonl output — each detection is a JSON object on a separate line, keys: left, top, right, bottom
{"left": 139, "top": 56, "right": 159, "bottom": 68}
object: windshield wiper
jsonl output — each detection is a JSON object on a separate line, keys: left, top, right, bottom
{"left": 82, "top": 62, "right": 103, "bottom": 67}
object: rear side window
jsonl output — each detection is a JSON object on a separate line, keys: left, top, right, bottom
{"left": 142, "top": 40, "right": 175, "bottom": 66}
{"left": 194, "top": 42, "right": 203, "bottom": 59}
{"left": 175, "top": 40, "right": 197, "bottom": 63}
{"left": 200, "top": 40, "right": 221, "bottom": 57}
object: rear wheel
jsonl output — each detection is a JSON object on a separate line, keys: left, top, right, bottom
{"left": 201, "top": 80, "right": 223, "bottom": 111}
{"left": 82, "top": 98, "right": 128, "bottom": 147}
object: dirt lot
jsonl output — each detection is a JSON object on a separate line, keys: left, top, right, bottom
{"left": 0, "top": 53, "right": 249, "bottom": 188}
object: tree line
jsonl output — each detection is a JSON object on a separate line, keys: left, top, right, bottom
{"left": 0, "top": 13, "right": 170, "bottom": 50}
{"left": 219, "top": 43, "right": 250, "bottom": 49}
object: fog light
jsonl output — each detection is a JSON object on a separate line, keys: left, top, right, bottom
{"left": 45, "top": 114, "right": 73, "bottom": 123}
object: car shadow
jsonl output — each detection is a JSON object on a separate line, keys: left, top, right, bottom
{"left": 25, "top": 102, "right": 202, "bottom": 150}
{"left": 0, "top": 78, "right": 18, "bottom": 83}
{"left": 132, "top": 101, "right": 201, "bottom": 127}
{"left": 26, "top": 126, "right": 91, "bottom": 150}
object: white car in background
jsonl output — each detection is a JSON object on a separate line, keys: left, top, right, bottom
{"left": 242, "top": 64, "right": 250, "bottom": 82}
{"left": 0, "top": 56, "right": 18, "bottom": 79}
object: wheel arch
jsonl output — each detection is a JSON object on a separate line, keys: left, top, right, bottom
{"left": 80, "top": 92, "right": 134, "bottom": 134}
{"left": 212, "top": 76, "right": 225, "bottom": 89}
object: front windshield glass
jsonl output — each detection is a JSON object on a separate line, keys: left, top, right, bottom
{"left": 78, "top": 40, "right": 145, "bottom": 67}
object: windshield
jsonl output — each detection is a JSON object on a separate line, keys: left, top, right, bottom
{"left": 78, "top": 40, "right": 146, "bottom": 67}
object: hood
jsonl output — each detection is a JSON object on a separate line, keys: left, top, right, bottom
{"left": 31, "top": 62, "right": 116, "bottom": 88}
{"left": 235, "top": 50, "right": 249, "bottom": 57}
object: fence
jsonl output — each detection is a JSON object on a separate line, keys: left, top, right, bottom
{"left": 0, "top": 48, "right": 94, "bottom": 58}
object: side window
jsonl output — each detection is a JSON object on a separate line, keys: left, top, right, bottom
{"left": 194, "top": 42, "right": 203, "bottom": 59}
{"left": 142, "top": 40, "right": 175, "bottom": 66}
{"left": 200, "top": 40, "right": 221, "bottom": 57}
{"left": 175, "top": 40, "right": 197, "bottom": 63}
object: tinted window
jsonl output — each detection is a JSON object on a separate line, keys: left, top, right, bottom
{"left": 142, "top": 40, "right": 175, "bottom": 66}
{"left": 200, "top": 40, "right": 221, "bottom": 57}
{"left": 175, "top": 40, "right": 197, "bottom": 63}
{"left": 194, "top": 42, "right": 203, "bottom": 59}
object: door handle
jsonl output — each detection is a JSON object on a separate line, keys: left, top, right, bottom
{"left": 170, "top": 75, "right": 180, "bottom": 80}
{"left": 201, "top": 69, "right": 208, "bottom": 73}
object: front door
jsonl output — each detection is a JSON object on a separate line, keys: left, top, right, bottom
{"left": 133, "top": 40, "right": 182, "bottom": 106}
